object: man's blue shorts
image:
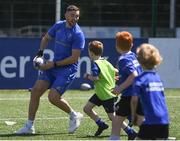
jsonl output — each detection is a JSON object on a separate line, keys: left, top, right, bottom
{"left": 38, "top": 66, "right": 76, "bottom": 95}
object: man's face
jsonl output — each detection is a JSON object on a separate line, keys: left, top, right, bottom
{"left": 65, "top": 10, "right": 80, "bottom": 27}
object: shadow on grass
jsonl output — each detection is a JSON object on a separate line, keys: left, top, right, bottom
{"left": 78, "top": 134, "right": 126, "bottom": 139}
{"left": 0, "top": 132, "right": 68, "bottom": 137}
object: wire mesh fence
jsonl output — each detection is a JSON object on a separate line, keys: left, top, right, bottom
{"left": 0, "top": 0, "right": 179, "bottom": 37}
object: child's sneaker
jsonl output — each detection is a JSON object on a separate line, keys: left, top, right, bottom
{"left": 128, "top": 130, "right": 137, "bottom": 140}
{"left": 94, "top": 123, "right": 109, "bottom": 136}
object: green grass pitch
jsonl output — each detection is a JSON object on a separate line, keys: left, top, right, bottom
{"left": 0, "top": 89, "right": 179, "bottom": 140}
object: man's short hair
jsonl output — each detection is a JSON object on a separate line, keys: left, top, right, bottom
{"left": 66, "top": 5, "right": 79, "bottom": 12}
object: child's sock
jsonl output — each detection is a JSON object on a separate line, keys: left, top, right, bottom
{"left": 123, "top": 126, "right": 136, "bottom": 135}
{"left": 109, "top": 134, "right": 120, "bottom": 140}
{"left": 95, "top": 118, "right": 105, "bottom": 126}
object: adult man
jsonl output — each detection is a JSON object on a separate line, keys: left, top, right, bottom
{"left": 16, "top": 5, "right": 85, "bottom": 134}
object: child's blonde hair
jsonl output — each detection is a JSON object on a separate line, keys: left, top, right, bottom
{"left": 137, "top": 43, "right": 163, "bottom": 70}
{"left": 115, "top": 31, "right": 133, "bottom": 51}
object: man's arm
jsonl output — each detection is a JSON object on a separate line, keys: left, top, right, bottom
{"left": 54, "top": 49, "right": 81, "bottom": 66}
{"left": 39, "top": 49, "right": 81, "bottom": 70}
{"left": 34, "top": 33, "right": 53, "bottom": 69}
{"left": 39, "top": 33, "right": 52, "bottom": 51}
{"left": 35, "top": 33, "right": 52, "bottom": 57}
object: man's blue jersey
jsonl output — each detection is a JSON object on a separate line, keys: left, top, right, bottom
{"left": 48, "top": 20, "right": 85, "bottom": 70}
{"left": 134, "top": 70, "right": 169, "bottom": 124}
{"left": 117, "top": 51, "right": 142, "bottom": 96}
{"left": 38, "top": 20, "right": 85, "bottom": 94}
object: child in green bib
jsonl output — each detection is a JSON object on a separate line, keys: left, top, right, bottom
{"left": 83, "top": 40, "right": 137, "bottom": 139}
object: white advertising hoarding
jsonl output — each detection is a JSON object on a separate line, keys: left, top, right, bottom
{"left": 81, "top": 27, "right": 140, "bottom": 38}
{"left": 149, "top": 38, "right": 180, "bottom": 88}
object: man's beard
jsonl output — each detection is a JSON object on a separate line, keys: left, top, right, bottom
{"left": 68, "top": 20, "right": 76, "bottom": 27}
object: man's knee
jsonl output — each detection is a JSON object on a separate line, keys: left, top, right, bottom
{"left": 48, "top": 93, "right": 56, "bottom": 103}
{"left": 48, "top": 92, "right": 60, "bottom": 104}
{"left": 31, "top": 80, "right": 48, "bottom": 97}
{"left": 32, "top": 86, "right": 41, "bottom": 93}
{"left": 31, "top": 86, "right": 44, "bottom": 99}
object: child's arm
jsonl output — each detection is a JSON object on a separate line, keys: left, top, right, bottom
{"left": 114, "top": 68, "right": 119, "bottom": 81}
{"left": 114, "top": 68, "right": 119, "bottom": 74}
{"left": 112, "top": 70, "right": 138, "bottom": 95}
{"left": 84, "top": 73, "right": 99, "bottom": 81}
{"left": 83, "top": 61, "right": 100, "bottom": 81}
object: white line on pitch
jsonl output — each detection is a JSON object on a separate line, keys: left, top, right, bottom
{"left": 0, "top": 97, "right": 89, "bottom": 101}
{"left": 0, "top": 116, "right": 90, "bottom": 121}
{"left": 0, "top": 96, "right": 179, "bottom": 101}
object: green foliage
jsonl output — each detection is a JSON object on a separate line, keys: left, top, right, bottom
{"left": 0, "top": 89, "right": 179, "bottom": 140}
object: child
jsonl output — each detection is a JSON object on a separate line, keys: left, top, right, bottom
{"left": 83, "top": 40, "right": 137, "bottom": 138}
{"left": 133, "top": 43, "right": 169, "bottom": 139}
{"left": 109, "top": 31, "right": 144, "bottom": 140}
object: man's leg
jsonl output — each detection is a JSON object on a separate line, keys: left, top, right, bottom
{"left": 15, "top": 80, "right": 49, "bottom": 134}
{"left": 48, "top": 88, "right": 73, "bottom": 113}
{"left": 48, "top": 88, "right": 83, "bottom": 133}
{"left": 29, "top": 80, "right": 50, "bottom": 120}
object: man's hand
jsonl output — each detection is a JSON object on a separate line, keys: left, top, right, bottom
{"left": 36, "top": 49, "right": 43, "bottom": 57}
{"left": 33, "top": 56, "right": 44, "bottom": 69}
{"left": 83, "top": 73, "right": 90, "bottom": 79}
{"left": 38, "top": 61, "right": 54, "bottom": 70}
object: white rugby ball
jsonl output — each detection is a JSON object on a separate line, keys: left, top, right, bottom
{"left": 33, "top": 57, "right": 44, "bottom": 69}
{"left": 80, "top": 83, "right": 91, "bottom": 90}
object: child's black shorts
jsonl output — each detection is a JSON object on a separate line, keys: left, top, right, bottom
{"left": 115, "top": 96, "right": 143, "bottom": 116}
{"left": 138, "top": 124, "right": 169, "bottom": 140}
{"left": 89, "top": 94, "right": 117, "bottom": 113}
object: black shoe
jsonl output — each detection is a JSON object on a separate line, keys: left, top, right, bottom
{"left": 128, "top": 131, "right": 137, "bottom": 140}
{"left": 94, "top": 124, "right": 109, "bottom": 136}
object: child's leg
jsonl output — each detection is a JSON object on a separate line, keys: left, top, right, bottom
{"left": 83, "top": 101, "right": 99, "bottom": 121}
{"left": 84, "top": 100, "right": 108, "bottom": 126}
{"left": 122, "top": 121, "right": 137, "bottom": 140}
{"left": 108, "top": 112, "right": 137, "bottom": 137}
{"left": 135, "top": 114, "right": 144, "bottom": 126}
{"left": 83, "top": 101, "right": 108, "bottom": 136}
{"left": 110, "top": 115, "right": 126, "bottom": 140}
{"left": 135, "top": 98, "right": 144, "bottom": 126}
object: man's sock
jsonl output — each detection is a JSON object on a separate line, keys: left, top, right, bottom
{"left": 27, "top": 120, "right": 34, "bottom": 127}
{"left": 69, "top": 110, "right": 77, "bottom": 116}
